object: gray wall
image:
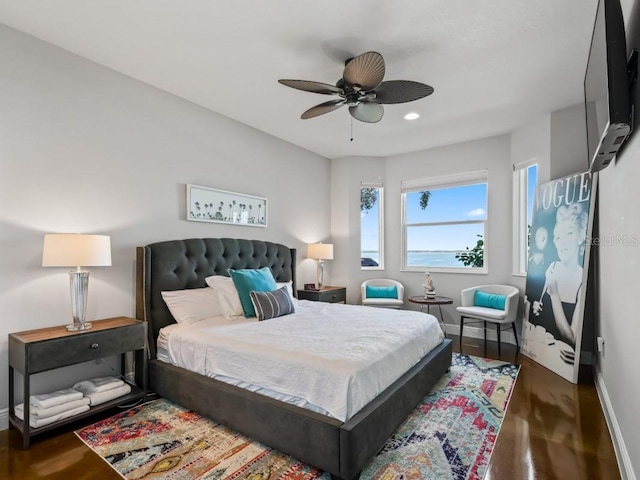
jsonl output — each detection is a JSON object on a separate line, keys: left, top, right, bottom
{"left": 2, "top": 15, "right": 637, "bottom": 477}
{"left": 331, "top": 155, "right": 385, "bottom": 294}
{"left": 550, "top": 104, "right": 590, "bottom": 178}
{"left": 331, "top": 135, "right": 514, "bottom": 339}
{"left": 0, "top": 24, "right": 331, "bottom": 421}
{"left": 593, "top": 0, "right": 640, "bottom": 477}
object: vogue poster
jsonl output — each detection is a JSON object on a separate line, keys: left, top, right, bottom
{"left": 522, "top": 171, "right": 596, "bottom": 383}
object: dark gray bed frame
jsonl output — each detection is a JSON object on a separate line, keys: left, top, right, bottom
{"left": 136, "top": 238, "right": 452, "bottom": 480}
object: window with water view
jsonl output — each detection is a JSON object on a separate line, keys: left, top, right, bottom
{"left": 402, "top": 172, "right": 488, "bottom": 271}
{"left": 361, "top": 185, "right": 383, "bottom": 269}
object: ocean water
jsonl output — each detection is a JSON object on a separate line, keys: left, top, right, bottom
{"left": 362, "top": 251, "right": 464, "bottom": 268}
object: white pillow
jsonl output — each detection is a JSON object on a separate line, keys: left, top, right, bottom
{"left": 276, "top": 281, "right": 297, "bottom": 305}
{"left": 161, "top": 287, "right": 221, "bottom": 325}
{"left": 205, "top": 275, "right": 243, "bottom": 319}
{"left": 205, "top": 276, "right": 298, "bottom": 319}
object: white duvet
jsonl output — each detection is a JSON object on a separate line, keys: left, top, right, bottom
{"left": 162, "top": 301, "right": 444, "bottom": 421}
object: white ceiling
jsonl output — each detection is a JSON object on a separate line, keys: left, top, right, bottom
{"left": 0, "top": 0, "right": 601, "bottom": 159}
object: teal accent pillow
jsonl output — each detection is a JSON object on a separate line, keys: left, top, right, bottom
{"left": 366, "top": 284, "right": 398, "bottom": 299}
{"left": 228, "top": 267, "right": 278, "bottom": 317}
{"left": 474, "top": 291, "right": 507, "bottom": 310}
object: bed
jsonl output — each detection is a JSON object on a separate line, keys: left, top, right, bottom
{"left": 136, "top": 238, "right": 452, "bottom": 480}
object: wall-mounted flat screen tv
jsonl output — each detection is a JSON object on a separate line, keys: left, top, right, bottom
{"left": 584, "top": 0, "right": 632, "bottom": 172}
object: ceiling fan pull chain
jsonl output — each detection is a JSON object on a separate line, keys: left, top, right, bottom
{"left": 350, "top": 116, "right": 354, "bottom": 142}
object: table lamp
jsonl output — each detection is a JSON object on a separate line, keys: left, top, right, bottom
{"left": 42, "top": 234, "right": 112, "bottom": 331}
{"left": 307, "top": 243, "right": 333, "bottom": 289}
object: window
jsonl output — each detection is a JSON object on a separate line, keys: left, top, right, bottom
{"left": 402, "top": 171, "right": 488, "bottom": 272}
{"left": 361, "top": 183, "right": 384, "bottom": 269}
{"left": 513, "top": 162, "right": 538, "bottom": 275}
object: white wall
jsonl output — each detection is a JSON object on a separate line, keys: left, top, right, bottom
{"left": 330, "top": 135, "right": 514, "bottom": 331}
{"left": 510, "top": 113, "right": 551, "bottom": 186}
{"left": 550, "top": 104, "right": 590, "bottom": 178}
{"left": 596, "top": 159, "right": 640, "bottom": 478}
{"left": 330, "top": 155, "right": 385, "bottom": 298}
{"left": 384, "top": 135, "right": 513, "bottom": 329}
{"left": 593, "top": 0, "right": 640, "bottom": 476}
{"left": 510, "top": 113, "right": 552, "bottom": 293}
{"left": 332, "top": 110, "right": 589, "bottom": 339}
{"left": 0, "top": 24, "right": 331, "bottom": 419}
{"left": 510, "top": 103, "right": 588, "bottom": 192}
{"left": 3, "top": 17, "right": 635, "bottom": 474}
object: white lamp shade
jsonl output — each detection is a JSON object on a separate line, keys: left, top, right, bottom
{"left": 307, "top": 243, "right": 333, "bottom": 260}
{"left": 42, "top": 234, "right": 112, "bottom": 267}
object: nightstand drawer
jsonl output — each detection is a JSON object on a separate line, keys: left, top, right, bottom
{"left": 297, "top": 286, "right": 346, "bottom": 303}
{"left": 9, "top": 317, "right": 148, "bottom": 448}
{"left": 317, "top": 289, "right": 346, "bottom": 303}
{"left": 27, "top": 322, "right": 146, "bottom": 374}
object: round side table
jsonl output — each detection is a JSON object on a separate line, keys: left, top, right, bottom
{"left": 408, "top": 295, "right": 453, "bottom": 336}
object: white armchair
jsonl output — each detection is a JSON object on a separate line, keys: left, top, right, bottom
{"left": 361, "top": 279, "right": 404, "bottom": 309}
{"left": 456, "top": 284, "right": 519, "bottom": 356}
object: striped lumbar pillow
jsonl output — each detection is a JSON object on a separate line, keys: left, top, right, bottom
{"left": 249, "top": 286, "right": 296, "bottom": 321}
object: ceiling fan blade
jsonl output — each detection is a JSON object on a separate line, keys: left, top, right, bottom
{"left": 278, "top": 79, "right": 344, "bottom": 95}
{"left": 349, "top": 102, "right": 384, "bottom": 123}
{"left": 374, "top": 80, "right": 434, "bottom": 104}
{"left": 343, "top": 51, "right": 385, "bottom": 91}
{"left": 301, "top": 99, "right": 346, "bottom": 119}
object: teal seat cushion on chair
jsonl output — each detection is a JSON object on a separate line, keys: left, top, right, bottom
{"left": 228, "top": 267, "right": 278, "bottom": 317}
{"left": 366, "top": 284, "right": 398, "bottom": 299}
{"left": 474, "top": 290, "right": 507, "bottom": 310}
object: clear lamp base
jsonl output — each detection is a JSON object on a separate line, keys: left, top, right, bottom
{"left": 66, "top": 322, "right": 92, "bottom": 331}
{"left": 68, "top": 269, "right": 91, "bottom": 332}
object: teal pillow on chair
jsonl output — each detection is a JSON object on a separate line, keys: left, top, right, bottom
{"left": 228, "top": 267, "right": 278, "bottom": 317}
{"left": 474, "top": 290, "right": 507, "bottom": 310}
{"left": 366, "top": 284, "right": 398, "bottom": 299}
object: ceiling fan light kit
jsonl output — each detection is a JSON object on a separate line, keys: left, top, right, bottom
{"left": 278, "top": 51, "right": 434, "bottom": 124}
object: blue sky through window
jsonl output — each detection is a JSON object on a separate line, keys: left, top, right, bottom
{"left": 362, "top": 171, "right": 537, "bottom": 267}
{"left": 362, "top": 183, "right": 488, "bottom": 252}
{"left": 407, "top": 184, "right": 486, "bottom": 252}
{"left": 405, "top": 184, "right": 487, "bottom": 224}
{"left": 361, "top": 189, "right": 380, "bottom": 252}
{"left": 527, "top": 165, "right": 537, "bottom": 228}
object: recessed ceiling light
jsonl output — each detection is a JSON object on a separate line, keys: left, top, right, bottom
{"left": 404, "top": 112, "right": 420, "bottom": 120}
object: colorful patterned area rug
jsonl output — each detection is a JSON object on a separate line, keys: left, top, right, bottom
{"left": 76, "top": 353, "right": 519, "bottom": 480}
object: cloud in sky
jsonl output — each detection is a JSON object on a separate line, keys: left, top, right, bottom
{"left": 467, "top": 208, "right": 486, "bottom": 217}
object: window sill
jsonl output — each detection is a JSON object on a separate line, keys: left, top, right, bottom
{"left": 401, "top": 267, "right": 488, "bottom": 274}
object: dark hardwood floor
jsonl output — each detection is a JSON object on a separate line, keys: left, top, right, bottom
{"left": 458, "top": 335, "right": 620, "bottom": 480}
{"left": 0, "top": 334, "right": 620, "bottom": 479}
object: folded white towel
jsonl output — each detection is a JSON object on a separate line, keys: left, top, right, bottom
{"left": 29, "top": 388, "right": 83, "bottom": 409}
{"left": 15, "top": 404, "right": 90, "bottom": 428}
{"left": 73, "top": 376, "right": 125, "bottom": 394}
{"left": 16, "top": 397, "right": 90, "bottom": 418}
{"left": 84, "top": 383, "right": 132, "bottom": 406}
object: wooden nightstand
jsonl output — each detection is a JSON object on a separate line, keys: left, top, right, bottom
{"left": 297, "top": 286, "right": 346, "bottom": 304}
{"left": 8, "top": 316, "right": 147, "bottom": 448}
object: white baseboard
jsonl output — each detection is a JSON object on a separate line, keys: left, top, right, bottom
{"left": 0, "top": 408, "right": 8, "bottom": 431}
{"left": 594, "top": 367, "right": 636, "bottom": 480}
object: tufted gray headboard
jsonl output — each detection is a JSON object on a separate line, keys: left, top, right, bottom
{"left": 136, "top": 238, "right": 296, "bottom": 358}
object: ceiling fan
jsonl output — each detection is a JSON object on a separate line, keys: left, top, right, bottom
{"left": 278, "top": 51, "right": 434, "bottom": 123}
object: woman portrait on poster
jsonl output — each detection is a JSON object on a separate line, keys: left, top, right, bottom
{"left": 533, "top": 203, "right": 588, "bottom": 354}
